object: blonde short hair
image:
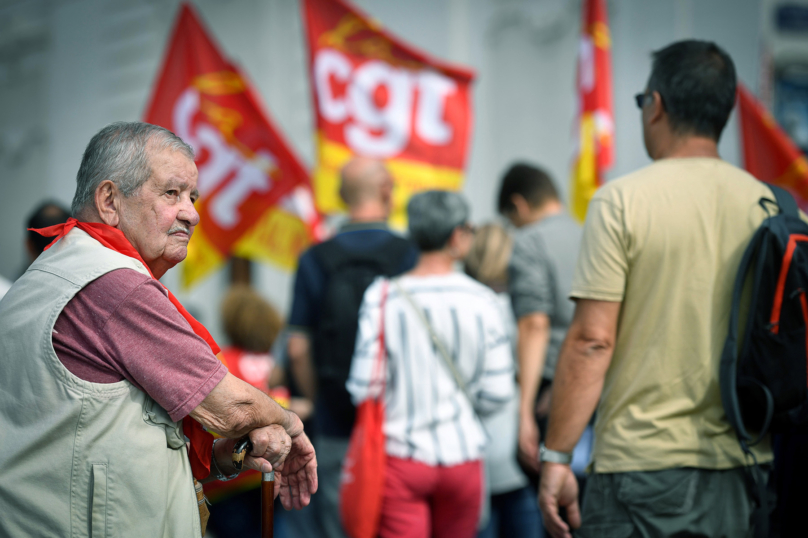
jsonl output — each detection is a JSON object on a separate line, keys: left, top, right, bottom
{"left": 464, "top": 223, "right": 513, "bottom": 288}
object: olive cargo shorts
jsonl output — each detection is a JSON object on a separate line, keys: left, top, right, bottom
{"left": 577, "top": 467, "right": 761, "bottom": 538}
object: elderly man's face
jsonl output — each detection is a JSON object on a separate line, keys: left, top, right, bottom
{"left": 118, "top": 147, "right": 200, "bottom": 279}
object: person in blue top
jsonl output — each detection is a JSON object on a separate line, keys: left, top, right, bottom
{"left": 287, "top": 157, "right": 418, "bottom": 538}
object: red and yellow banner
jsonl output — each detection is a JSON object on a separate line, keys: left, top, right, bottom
{"left": 570, "top": 0, "right": 614, "bottom": 222}
{"left": 738, "top": 84, "right": 808, "bottom": 209}
{"left": 144, "top": 3, "right": 323, "bottom": 286}
{"left": 303, "top": 0, "right": 475, "bottom": 227}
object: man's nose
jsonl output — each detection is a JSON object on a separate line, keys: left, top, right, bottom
{"left": 179, "top": 197, "right": 200, "bottom": 227}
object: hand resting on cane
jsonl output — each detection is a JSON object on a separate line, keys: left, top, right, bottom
{"left": 191, "top": 372, "right": 319, "bottom": 507}
{"left": 244, "top": 406, "right": 319, "bottom": 510}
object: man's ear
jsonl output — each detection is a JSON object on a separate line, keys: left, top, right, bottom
{"left": 648, "top": 91, "right": 665, "bottom": 125}
{"left": 446, "top": 226, "right": 464, "bottom": 256}
{"left": 510, "top": 193, "right": 529, "bottom": 216}
{"left": 379, "top": 177, "right": 393, "bottom": 200}
{"left": 94, "top": 180, "right": 121, "bottom": 227}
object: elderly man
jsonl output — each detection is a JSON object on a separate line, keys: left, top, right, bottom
{"left": 0, "top": 122, "right": 317, "bottom": 537}
{"left": 287, "top": 157, "right": 417, "bottom": 538}
{"left": 538, "top": 41, "right": 772, "bottom": 538}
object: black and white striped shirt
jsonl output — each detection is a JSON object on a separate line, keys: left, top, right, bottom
{"left": 347, "top": 273, "right": 515, "bottom": 466}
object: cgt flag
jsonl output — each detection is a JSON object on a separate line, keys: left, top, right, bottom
{"left": 303, "top": 0, "right": 475, "bottom": 227}
{"left": 738, "top": 83, "right": 808, "bottom": 209}
{"left": 144, "top": 3, "right": 323, "bottom": 286}
{"left": 569, "top": 0, "right": 614, "bottom": 222}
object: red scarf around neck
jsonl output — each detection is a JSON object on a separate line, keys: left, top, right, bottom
{"left": 32, "top": 217, "right": 216, "bottom": 480}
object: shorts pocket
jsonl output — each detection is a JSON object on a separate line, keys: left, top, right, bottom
{"left": 576, "top": 523, "right": 635, "bottom": 538}
{"left": 615, "top": 468, "right": 699, "bottom": 517}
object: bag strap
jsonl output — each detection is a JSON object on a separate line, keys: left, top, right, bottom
{"left": 391, "top": 279, "right": 477, "bottom": 411}
{"left": 719, "top": 225, "right": 774, "bottom": 446}
{"left": 369, "top": 281, "right": 390, "bottom": 400}
{"left": 744, "top": 448, "right": 771, "bottom": 538}
{"left": 769, "top": 184, "right": 799, "bottom": 217}
{"left": 718, "top": 207, "right": 775, "bottom": 538}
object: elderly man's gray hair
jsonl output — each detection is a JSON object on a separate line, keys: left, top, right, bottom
{"left": 71, "top": 122, "right": 195, "bottom": 217}
{"left": 407, "top": 190, "right": 470, "bottom": 252}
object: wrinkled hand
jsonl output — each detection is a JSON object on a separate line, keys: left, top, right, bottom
{"left": 517, "top": 414, "right": 541, "bottom": 474}
{"left": 275, "top": 431, "right": 318, "bottom": 510}
{"left": 538, "top": 462, "right": 581, "bottom": 538}
{"left": 242, "top": 424, "right": 292, "bottom": 474}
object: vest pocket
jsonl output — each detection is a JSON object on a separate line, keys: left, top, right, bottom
{"left": 142, "top": 396, "right": 185, "bottom": 449}
{"left": 90, "top": 463, "right": 107, "bottom": 538}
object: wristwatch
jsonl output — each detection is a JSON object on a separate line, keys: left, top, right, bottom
{"left": 210, "top": 438, "right": 240, "bottom": 482}
{"left": 539, "top": 443, "right": 573, "bottom": 465}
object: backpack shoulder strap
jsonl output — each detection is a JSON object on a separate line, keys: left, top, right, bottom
{"left": 378, "top": 236, "right": 416, "bottom": 274}
{"left": 719, "top": 225, "right": 769, "bottom": 445}
{"left": 311, "top": 238, "right": 352, "bottom": 275}
{"left": 769, "top": 185, "right": 799, "bottom": 217}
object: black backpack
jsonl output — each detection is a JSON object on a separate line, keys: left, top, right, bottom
{"left": 720, "top": 185, "right": 808, "bottom": 537}
{"left": 311, "top": 234, "right": 414, "bottom": 432}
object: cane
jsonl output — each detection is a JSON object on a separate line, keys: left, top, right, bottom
{"left": 233, "top": 437, "right": 275, "bottom": 538}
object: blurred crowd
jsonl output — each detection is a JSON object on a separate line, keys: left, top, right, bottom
{"left": 211, "top": 156, "right": 580, "bottom": 538}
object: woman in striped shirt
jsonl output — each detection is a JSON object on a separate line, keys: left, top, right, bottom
{"left": 347, "top": 191, "right": 515, "bottom": 538}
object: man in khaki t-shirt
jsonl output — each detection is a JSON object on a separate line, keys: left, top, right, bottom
{"left": 538, "top": 40, "right": 772, "bottom": 538}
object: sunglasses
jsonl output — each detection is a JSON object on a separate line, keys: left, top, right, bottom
{"left": 635, "top": 91, "right": 665, "bottom": 110}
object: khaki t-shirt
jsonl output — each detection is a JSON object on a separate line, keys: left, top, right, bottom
{"left": 571, "top": 157, "right": 774, "bottom": 473}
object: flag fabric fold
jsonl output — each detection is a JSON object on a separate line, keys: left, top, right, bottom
{"left": 144, "top": 3, "right": 323, "bottom": 286}
{"left": 570, "top": 0, "right": 614, "bottom": 222}
{"left": 303, "top": 0, "right": 475, "bottom": 227}
{"left": 738, "top": 83, "right": 808, "bottom": 210}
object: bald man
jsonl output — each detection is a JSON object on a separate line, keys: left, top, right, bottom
{"left": 286, "top": 157, "right": 417, "bottom": 538}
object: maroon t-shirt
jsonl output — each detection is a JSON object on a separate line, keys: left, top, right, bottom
{"left": 52, "top": 268, "right": 227, "bottom": 422}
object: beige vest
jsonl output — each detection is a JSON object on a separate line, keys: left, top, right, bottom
{"left": 0, "top": 229, "right": 200, "bottom": 537}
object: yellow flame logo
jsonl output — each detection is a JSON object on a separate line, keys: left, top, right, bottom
{"left": 589, "top": 21, "right": 611, "bottom": 50}
{"left": 192, "top": 71, "right": 246, "bottom": 96}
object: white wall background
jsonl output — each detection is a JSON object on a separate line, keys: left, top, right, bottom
{"left": 0, "top": 0, "right": 780, "bottom": 343}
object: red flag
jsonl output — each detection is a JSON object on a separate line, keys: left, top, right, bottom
{"left": 144, "top": 3, "right": 323, "bottom": 285}
{"left": 302, "top": 0, "right": 475, "bottom": 227}
{"left": 570, "top": 0, "right": 614, "bottom": 222}
{"left": 738, "top": 83, "right": 808, "bottom": 209}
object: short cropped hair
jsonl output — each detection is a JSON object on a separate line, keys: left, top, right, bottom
{"left": 221, "top": 285, "right": 283, "bottom": 353}
{"left": 646, "top": 40, "right": 736, "bottom": 141}
{"left": 26, "top": 201, "right": 71, "bottom": 256}
{"left": 408, "top": 190, "right": 470, "bottom": 252}
{"left": 71, "top": 122, "right": 194, "bottom": 217}
{"left": 497, "top": 163, "right": 558, "bottom": 214}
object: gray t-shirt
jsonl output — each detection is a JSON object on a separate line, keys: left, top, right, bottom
{"left": 482, "top": 293, "right": 528, "bottom": 494}
{"left": 508, "top": 212, "right": 582, "bottom": 380}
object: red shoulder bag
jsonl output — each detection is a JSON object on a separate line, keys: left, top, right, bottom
{"left": 340, "top": 281, "right": 389, "bottom": 538}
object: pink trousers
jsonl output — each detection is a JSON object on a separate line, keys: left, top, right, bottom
{"left": 378, "top": 457, "right": 482, "bottom": 538}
